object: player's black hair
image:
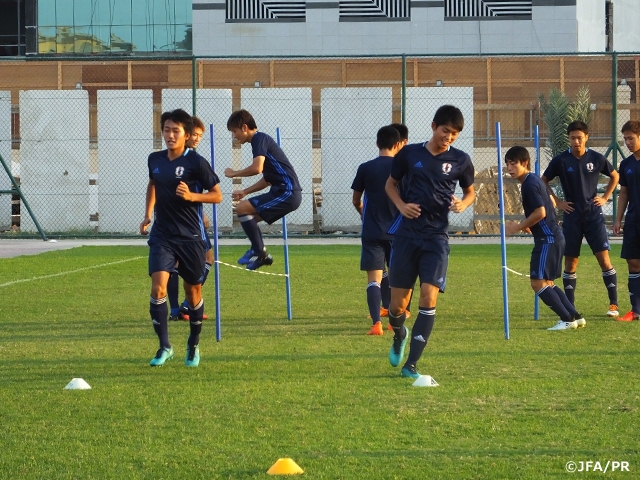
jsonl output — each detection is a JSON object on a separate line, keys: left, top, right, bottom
{"left": 377, "top": 125, "right": 401, "bottom": 150}
{"left": 621, "top": 120, "right": 640, "bottom": 136}
{"left": 389, "top": 123, "right": 408, "bottom": 141}
{"left": 227, "top": 109, "right": 258, "bottom": 130}
{"left": 505, "top": 145, "right": 531, "bottom": 170}
{"left": 192, "top": 116, "right": 205, "bottom": 131}
{"left": 433, "top": 105, "right": 464, "bottom": 132}
{"left": 567, "top": 120, "right": 588, "bottom": 136}
{"left": 160, "top": 109, "right": 193, "bottom": 135}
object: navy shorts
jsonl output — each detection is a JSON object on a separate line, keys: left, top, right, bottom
{"left": 249, "top": 188, "right": 302, "bottom": 225}
{"left": 389, "top": 235, "right": 449, "bottom": 292}
{"left": 530, "top": 237, "right": 564, "bottom": 280}
{"left": 563, "top": 214, "right": 610, "bottom": 257}
{"left": 148, "top": 236, "right": 207, "bottom": 285}
{"left": 622, "top": 221, "right": 640, "bottom": 259}
{"left": 360, "top": 237, "right": 391, "bottom": 271}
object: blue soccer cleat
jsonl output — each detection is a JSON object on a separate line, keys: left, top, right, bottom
{"left": 149, "top": 347, "right": 174, "bottom": 366}
{"left": 185, "top": 344, "right": 200, "bottom": 367}
{"left": 237, "top": 249, "right": 255, "bottom": 265}
{"left": 246, "top": 252, "right": 273, "bottom": 271}
{"left": 389, "top": 326, "right": 409, "bottom": 367}
{"left": 400, "top": 363, "right": 420, "bottom": 379}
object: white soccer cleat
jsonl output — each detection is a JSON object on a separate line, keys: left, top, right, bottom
{"left": 573, "top": 312, "right": 586, "bottom": 328}
{"left": 606, "top": 305, "right": 619, "bottom": 317}
{"left": 547, "top": 320, "right": 578, "bottom": 331}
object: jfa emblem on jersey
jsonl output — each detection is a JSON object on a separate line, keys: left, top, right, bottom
{"left": 586, "top": 162, "right": 594, "bottom": 172}
{"left": 175, "top": 166, "right": 184, "bottom": 178}
{"left": 442, "top": 163, "right": 452, "bottom": 175}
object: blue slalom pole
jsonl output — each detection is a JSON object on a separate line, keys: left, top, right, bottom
{"left": 210, "top": 124, "right": 222, "bottom": 341}
{"left": 533, "top": 124, "right": 540, "bottom": 321}
{"left": 497, "top": 122, "right": 510, "bottom": 340}
{"left": 276, "top": 127, "right": 293, "bottom": 320}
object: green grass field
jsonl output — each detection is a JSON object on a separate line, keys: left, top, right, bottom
{"left": 0, "top": 243, "right": 638, "bottom": 479}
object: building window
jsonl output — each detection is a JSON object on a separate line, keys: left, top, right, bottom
{"left": 445, "top": 0, "right": 532, "bottom": 19}
{"left": 37, "top": 0, "right": 192, "bottom": 55}
{"left": 339, "top": 0, "right": 410, "bottom": 21}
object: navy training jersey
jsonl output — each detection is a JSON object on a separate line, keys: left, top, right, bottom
{"left": 251, "top": 132, "right": 301, "bottom": 192}
{"left": 543, "top": 149, "right": 615, "bottom": 220}
{"left": 388, "top": 142, "right": 474, "bottom": 238}
{"left": 148, "top": 148, "right": 220, "bottom": 240}
{"left": 618, "top": 154, "right": 640, "bottom": 223}
{"left": 521, "top": 173, "right": 562, "bottom": 243}
{"left": 351, "top": 156, "right": 397, "bottom": 240}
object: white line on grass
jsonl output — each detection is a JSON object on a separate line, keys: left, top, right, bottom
{"left": 0, "top": 256, "right": 145, "bottom": 288}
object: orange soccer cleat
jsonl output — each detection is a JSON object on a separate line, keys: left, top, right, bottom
{"left": 618, "top": 310, "right": 639, "bottom": 322}
{"left": 367, "top": 321, "right": 384, "bottom": 336}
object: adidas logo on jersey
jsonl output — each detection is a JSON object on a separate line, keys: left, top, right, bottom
{"left": 153, "top": 167, "right": 160, "bottom": 173}
{"left": 627, "top": 169, "right": 632, "bottom": 174}
{"left": 567, "top": 167, "right": 574, "bottom": 172}
{"left": 414, "top": 161, "right": 423, "bottom": 168}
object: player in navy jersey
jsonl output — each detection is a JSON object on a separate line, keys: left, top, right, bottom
{"left": 224, "top": 110, "right": 302, "bottom": 271}
{"left": 384, "top": 105, "right": 475, "bottom": 379}
{"left": 614, "top": 120, "right": 640, "bottom": 322}
{"left": 140, "top": 109, "right": 222, "bottom": 367}
{"left": 351, "top": 126, "right": 403, "bottom": 335}
{"left": 504, "top": 146, "right": 584, "bottom": 331}
{"left": 166, "top": 116, "right": 214, "bottom": 321}
{"left": 542, "top": 121, "right": 620, "bottom": 317}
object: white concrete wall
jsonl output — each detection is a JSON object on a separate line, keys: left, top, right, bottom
{"left": 98, "top": 90, "right": 154, "bottom": 233}
{"left": 613, "top": 0, "right": 640, "bottom": 52}
{"left": 194, "top": 2, "right": 590, "bottom": 56}
{"left": 0, "top": 92, "right": 11, "bottom": 229}
{"left": 321, "top": 87, "right": 392, "bottom": 229}
{"left": 20, "top": 90, "right": 90, "bottom": 233}
{"left": 240, "top": 88, "right": 313, "bottom": 227}
{"left": 162, "top": 89, "right": 234, "bottom": 228}
{"left": 576, "top": 0, "right": 606, "bottom": 52}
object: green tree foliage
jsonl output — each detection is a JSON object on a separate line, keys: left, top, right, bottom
{"left": 539, "top": 85, "right": 591, "bottom": 159}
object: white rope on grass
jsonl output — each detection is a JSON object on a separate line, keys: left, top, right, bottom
{"left": 215, "top": 259, "right": 289, "bottom": 277}
{"left": 0, "top": 256, "right": 145, "bottom": 288}
{"left": 502, "top": 265, "right": 530, "bottom": 277}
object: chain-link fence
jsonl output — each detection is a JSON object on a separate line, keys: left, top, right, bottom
{"left": 0, "top": 53, "right": 634, "bottom": 238}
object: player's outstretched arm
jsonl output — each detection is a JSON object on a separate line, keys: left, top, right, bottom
{"left": 614, "top": 186, "right": 628, "bottom": 235}
{"left": 542, "top": 175, "right": 574, "bottom": 213}
{"left": 505, "top": 206, "right": 545, "bottom": 237}
{"left": 176, "top": 182, "right": 222, "bottom": 204}
{"left": 224, "top": 155, "right": 266, "bottom": 178}
{"left": 140, "top": 180, "right": 155, "bottom": 235}
{"left": 352, "top": 190, "right": 363, "bottom": 217}
{"left": 594, "top": 169, "right": 620, "bottom": 207}
{"left": 450, "top": 186, "right": 476, "bottom": 213}
{"left": 385, "top": 176, "right": 420, "bottom": 219}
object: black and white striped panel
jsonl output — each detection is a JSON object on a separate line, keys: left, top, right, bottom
{"left": 226, "top": 0, "right": 306, "bottom": 19}
{"left": 340, "top": 0, "right": 410, "bottom": 19}
{"left": 445, "top": 0, "right": 532, "bottom": 17}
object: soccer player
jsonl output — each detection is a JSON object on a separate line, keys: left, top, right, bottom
{"left": 384, "top": 105, "right": 475, "bottom": 379}
{"left": 613, "top": 120, "right": 640, "bottom": 322}
{"left": 504, "top": 146, "right": 585, "bottom": 331}
{"left": 542, "top": 121, "right": 620, "bottom": 316}
{"left": 140, "top": 109, "right": 222, "bottom": 367}
{"left": 166, "top": 116, "right": 214, "bottom": 321}
{"left": 224, "top": 109, "right": 302, "bottom": 270}
{"left": 351, "top": 126, "right": 403, "bottom": 335}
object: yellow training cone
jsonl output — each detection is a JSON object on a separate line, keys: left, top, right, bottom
{"left": 267, "top": 458, "right": 304, "bottom": 475}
